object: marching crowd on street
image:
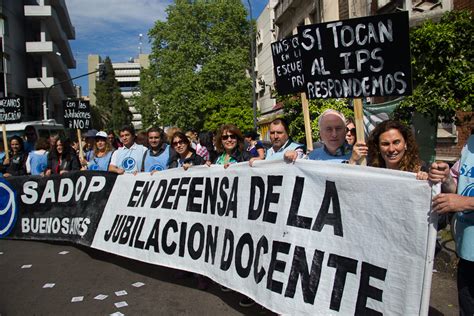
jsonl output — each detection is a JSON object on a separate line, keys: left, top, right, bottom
{"left": 0, "top": 110, "right": 472, "bottom": 313}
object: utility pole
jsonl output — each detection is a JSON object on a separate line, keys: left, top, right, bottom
{"left": 39, "top": 68, "right": 102, "bottom": 120}
{"left": 247, "top": 0, "right": 257, "bottom": 130}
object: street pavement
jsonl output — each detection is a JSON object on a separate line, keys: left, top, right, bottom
{"left": 0, "top": 239, "right": 459, "bottom": 315}
{"left": 0, "top": 239, "right": 272, "bottom": 316}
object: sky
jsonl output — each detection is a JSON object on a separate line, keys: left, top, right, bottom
{"left": 67, "top": 0, "right": 268, "bottom": 95}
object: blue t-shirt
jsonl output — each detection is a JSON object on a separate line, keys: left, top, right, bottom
{"left": 455, "top": 135, "right": 474, "bottom": 261}
{"left": 29, "top": 151, "right": 48, "bottom": 175}
{"left": 308, "top": 144, "right": 352, "bottom": 163}
{"left": 87, "top": 151, "right": 113, "bottom": 171}
{"left": 110, "top": 143, "right": 147, "bottom": 173}
{"left": 142, "top": 145, "right": 170, "bottom": 172}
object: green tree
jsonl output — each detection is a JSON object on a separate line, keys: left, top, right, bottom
{"left": 95, "top": 56, "right": 132, "bottom": 130}
{"left": 135, "top": 0, "right": 254, "bottom": 131}
{"left": 396, "top": 10, "right": 473, "bottom": 124}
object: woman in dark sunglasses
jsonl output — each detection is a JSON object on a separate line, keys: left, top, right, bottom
{"left": 213, "top": 124, "right": 251, "bottom": 168}
{"left": 345, "top": 117, "right": 356, "bottom": 146}
{"left": 167, "top": 130, "right": 208, "bottom": 289}
{"left": 168, "top": 131, "right": 205, "bottom": 170}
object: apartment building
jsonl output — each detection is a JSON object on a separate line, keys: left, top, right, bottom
{"left": 0, "top": 0, "right": 76, "bottom": 122}
{"left": 88, "top": 54, "right": 149, "bottom": 130}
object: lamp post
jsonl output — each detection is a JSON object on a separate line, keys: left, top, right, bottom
{"left": 36, "top": 78, "right": 48, "bottom": 120}
{"left": 36, "top": 69, "right": 101, "bottom": 121}
{"left": 247, "top": 0, "right": 258, "bottom": 130}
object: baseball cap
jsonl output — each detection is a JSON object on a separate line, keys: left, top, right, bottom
{"left": 84, "top": 129, "right": 99, "bottom": 138}
{"left": 95, "top": 131, "right": 108, "bottom": 139}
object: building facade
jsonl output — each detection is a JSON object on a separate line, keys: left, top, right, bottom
{"left": 255, "top": 0, "right": 278, "bottom": 130}
{"left": 88, "top": 54, "right": 149, "bottom": 130}
{"left": 0, "top": 0, "right": 76, "bottom": 122}
{"left": 263, "top": 0, "right": 467, "bottom": 161}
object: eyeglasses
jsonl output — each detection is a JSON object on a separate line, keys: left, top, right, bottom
{"left": 346, "top": 128, "right": 356, "bottom": 134}
{"left": 172, "top": 140, "right": 186, "bottom": 146}
{"left": 221, "top": 134, "right": 237, "bottom": 140}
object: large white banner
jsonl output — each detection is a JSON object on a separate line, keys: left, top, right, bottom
{"left": 91, "top": 160, "right": 435, "bottom": 315}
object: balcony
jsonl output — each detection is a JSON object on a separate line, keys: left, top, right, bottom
{"left": 274, "top": 0, "right": 302, "bottom": 25}
{"left": 24, "top": 3, "right": 76, "bottom": 68}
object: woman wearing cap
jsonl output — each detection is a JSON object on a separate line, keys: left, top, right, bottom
{"left": 82, "top": 131, "right": 114, "bottom": 171}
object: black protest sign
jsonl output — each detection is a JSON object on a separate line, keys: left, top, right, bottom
{"left": 271, "top": 35, "right": 305, "bottom": 95}
{"left": 63, "top": 99, "right": 91, "bottom": 129}
{"left": 298, "top": 11, "right": 412, "bottom": 99}
{"left": 0, "top": 97, "right": 22, "bottom": 123}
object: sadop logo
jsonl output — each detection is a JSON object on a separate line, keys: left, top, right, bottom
{"left": 35, "top": 162, "right": 47, "bottom": 174}
{"left": 461, "top": 183, "right": 474, "bottom": 197}
{"left": 150, "top": 164, "right": 164, "bottom": 172}
{"left": 90, "top": 164, "right": 100, "bottom": 171}
{"left": 122, "top": 157, "right": 136, "bottom": 171}
{"left": 0, "top": 178, "right": 17, "bottom": 238}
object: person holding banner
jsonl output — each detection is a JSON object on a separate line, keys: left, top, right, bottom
{"left": 350, "top": 120, "right": 428, "bottom": 179}
{"left": 212, "top": 124, "right": 252, "bottom": 168}
{"left": 44, "top": 138, "right": 80, "bottom": 175}
{"left": 141, "top": 127, "right": 172, "bottom": 173}
{"left": 281, "top": 109, "right": 351, "bottom": 163}
{"left": 1, "top": 135, "right": 28, "bottom": 177}
{"left": 265, "top": 118, "right": 304, "bottom": 162}
{"left": 168, "top": 131, "right": 204, "bottom": 170}
{"left": 82, "top": 131, "right": 114, "bottom": 171}
{"left": 429, "top": 133, "right": 474, "bottom": 315}
{"left": 306, "top": 109, "right": 353, "bottom": 162}
{"left": 25, "top": 137, "right": 49, "bottom": 176}
{"left": 109, "top": 125, "right": 147, "bottom": 174}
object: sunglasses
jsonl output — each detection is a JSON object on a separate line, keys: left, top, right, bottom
{"left": 222, "top": 134, "right": 237, "bottom": 140}
{"left": 172, "top": 140, "right": 186, "bottom": 146}
{"left": 346, "top": 128, "right": 356, "bottom": 134}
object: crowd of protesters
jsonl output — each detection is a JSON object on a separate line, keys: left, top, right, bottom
{"left": 0, "top": 110, "right": 472, "bottom": 313}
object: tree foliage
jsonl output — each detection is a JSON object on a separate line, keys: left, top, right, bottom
{"left": 135, "top": 0, "right": 254, "bottom": 131}
{"left": 396, "top": 10, "right": 473, "bottom": 124}
{"left": 277, "top": 93, "right": 353, "bottom": 144}
{"left": 94, "top": 56, "right": 132, "bottom": 130}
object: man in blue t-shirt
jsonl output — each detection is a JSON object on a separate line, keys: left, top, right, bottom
{"left": 308, "top": 109, "right": 355, "bottom": 163}
{"left": 429, "top": 132, "right": 474, "bottom": 315}
{"left": 109, "top": 125, "right": 147, "bottom": 174}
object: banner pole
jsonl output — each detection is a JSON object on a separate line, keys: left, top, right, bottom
{"left": 301, "top": 93, "right": 313, "bottom": 151}
{"left": 299, "top": 20, "right": 313, "bottom": 152}
{"left": 77, "top": 129, "right": 84, "bottom": 159}
{"left": 353, "top": 98, "right": 366, "bottom": 166}
{"left": 2, "top": 123, "right": 9, "bottom": 161}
